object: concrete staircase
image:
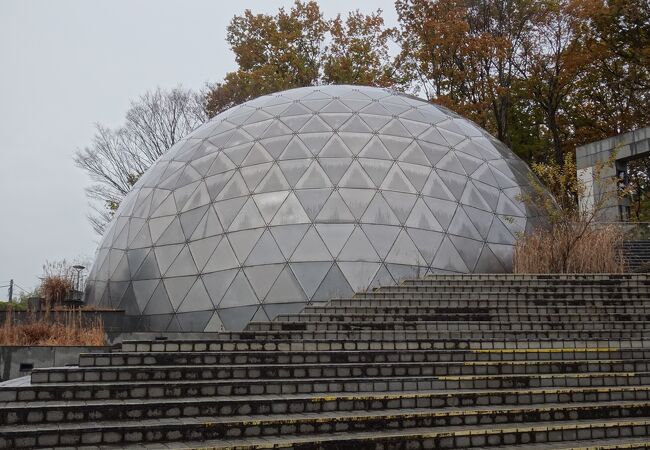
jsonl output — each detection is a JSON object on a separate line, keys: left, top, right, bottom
{"left": 623, "top": 240, "right": 650, "bottom": 272}
{"left": 2, "top": 273, "right": 650, "bottom": 449}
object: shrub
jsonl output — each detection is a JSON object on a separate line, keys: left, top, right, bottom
{"left": 40, "top": 275, "right": 72, "bottom": 306}
{"left": 514, "top": 224, "right": 625, "bottom": 273}
{"left": 0, "top": 307, "right": 106, "bottom": 346}
{"left": 514, "top": 150, "right": 628, "bottom": 273}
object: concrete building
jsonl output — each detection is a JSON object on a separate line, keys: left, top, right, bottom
{"left": 576, "top": 126, "right": 650, "bottom": 221}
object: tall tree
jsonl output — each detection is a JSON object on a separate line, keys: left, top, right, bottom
{"left": 466, "top": 0, "right": 540, "bottom": 148}
{"left": 395, "top": 0, "right": 537, "bottom": 149}
{"left": 75, "top": 87, "right": 206, "bottom": 234}
{"left": 205, "top": 1, "right": 328, "bottom": 116}
{"left": 515, "top": 0, "right": 593, "bottom": 164}
{"left": 569, "top": 0, "right": 650, "bottom": 145}
{"left": 205, "top": 2, "right": 397, "bottom": 117}
{"left": 322, "top": 10, "right": 396, "bottom": 86}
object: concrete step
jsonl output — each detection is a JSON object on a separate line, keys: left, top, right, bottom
{"left": 7, "top": 372, "right": 650, "bottom": 403}
{"left": 3, "top": 273, "right": 650, "bottom": 448}
{"left": 2, "top": 404, "right": 650, "bottom": 448}
{"left": 6, "top": 385, "right": 650, "bottom": 426}
{"left": 411, "top": 273, "right": 650, "bottom": 281}
{"left": 273, "top": 313, "right": 650, "bottom": 323}
{"left": 77, "top": 348, "right": 650, "bottom": 368}
{"left": 303, "top": 305, "right": 650, "bottom": 315}
{"left": 118, "top": 335, "right": 650, "bottom": 351}
{"left": 351, "top": 291, "right": 650, "bottom": 299}
{"left": 115, "top": 433, "right": 650, "bottom": 450}
{"left": 370, "top": 282, "right": 650, "bottom": 289}
{"left": 4, "top": 386, "right": 650, "bottom": 427}
{"left": 392, "top": 284, "right": 650, "bottom": 291}
{"left": 334, "top": 296, "right": 650, "bottom": 305}
{"left": 369, "top": 283, "right": 650, "bottom": 289}
{"left": 92, "top": 434, "right": 650, "bottom": 450}
{"left": 245, "top": 320, "right": 650, "bottom": 332}
{"left": 30, "top": 359, "right": 650, "bottom": 384}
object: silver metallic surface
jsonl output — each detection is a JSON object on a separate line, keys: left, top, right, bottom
{"left": 84, "top": 85, "right": 541, "bottom": 331}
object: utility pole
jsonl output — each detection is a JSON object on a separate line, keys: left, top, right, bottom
{"left": 8, "top": 279, "right": 13, "bottom": 303}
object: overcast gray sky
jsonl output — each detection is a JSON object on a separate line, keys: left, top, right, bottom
{"left": 0, "top": 0, "right": 397, "bottom": 295}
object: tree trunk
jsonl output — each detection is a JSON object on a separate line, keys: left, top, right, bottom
{"left": 496, "top": 95, "right": 511, "bottom": 147}
{"left": 547, "top": 108, "right": 563, "bottom": 165}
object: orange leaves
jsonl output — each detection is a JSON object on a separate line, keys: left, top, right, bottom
{"left": 206, "top": 2, "right": 399, "bottom": 117}
{"left": 322, "top": 10, "right": 396, "bottom": 87}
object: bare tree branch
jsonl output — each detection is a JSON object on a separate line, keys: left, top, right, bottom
{"left": 75, "top": 86, "right": 207, "bottom": 235}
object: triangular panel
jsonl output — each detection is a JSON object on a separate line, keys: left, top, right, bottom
{"left": 191, "top": 206, "right": 223, "bottom": 240}
{"left": 177, "top": 278, "right": 213, "bottom": 313}
{"left": 244, "top": 263, "right": 285, "bottom": 299}
{"left": 290, "top": 226, "right": 332, "bottom": 261}
{"left": 203, "top": 311, "right": 225, "bottom": 332}
{"left": 361, "top": 193, "right": 400, "bottom": 226}
{"left": 264, "top": 265, "right": 307, "bottom": 303}
{"left": 312, "top": 263, "right": 354, "bottom": 301}
{"left": 189, "top": 235, "right": 222, "bottom": 272}
{"left": 290, "top": 262, "right": 332, "bottom": 299}
{"left": 245, "top": 230, "right": 285, "bottom": 265}
{"left": 431, "top": 237, "right": 469, "bottom": 272}
{"left": 217, "top": 305, "right": 258, "bottom": 331}
{"left": 362, "top": 224, "right": 401, "bottom": 259}
{"left": 270, "top": 192, "right": 310, "bottom": 225}
{"left": 163, "top": 276, "right": 196, "bottom": 311}
{"left": 338, "top": 261, "right": 381, "bottom": 291}
{"left": 270, "top": 224, "right": 310, "bottom": 259}
{"left": 229, "top": 198, "right": 265, "bottom": 231}
{"left": 295, "top": 161, "right": 333, "bottom": 189}
{"left": 142, "top": 282, "right": 174, "bottom": 315}
{"left": 338, "top": 161, "right": 375, "bottom": 189}
{"left": 447, "top": 206, "right": 482, "bottom": 240}
{"left": 202, "top": 237, "right": 239, "bottom": 272}
{"left": 202, "top": 269, "right": 238, "bottom": 306}
{"left": 385, "top": 229, "right": 426, "bottom": 266}
{"left": 338, "top": 188, "right": 375, "bottom": 220}
{"left": 315, "top": 191, "right": 355, "bottom": 223}
{"left": 449, "top": 235, "right": 483, "bottom": 272}
{"left": 220, "top": 271, "right": 259, "bottom": 308}
{"left": 165, "top": 245, "right": 198, "bottom": 277}
{"left": 338, "top": 227, "right": 380, "bottom": 262}
{"left": 406, "top": 198, "right": 443, "bottom": 231}
{"left": 382, "top": 191, "right": 418, "bottom": 224}
{"left": 295, "top": 188, "right": 332, "bottom": 221}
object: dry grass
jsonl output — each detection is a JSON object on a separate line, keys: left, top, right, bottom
{"left": 40, "top": 275, "right": 73, "bottom": 307}
{"left": 514, "top": 224, "right": 625, "bottom": 273}
{"left": 0, "top": 307, "right": 106, "bottom": 346}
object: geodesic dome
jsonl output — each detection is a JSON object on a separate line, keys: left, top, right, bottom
{"left": 84, "top": 85, "right": 541, "bottom": 332}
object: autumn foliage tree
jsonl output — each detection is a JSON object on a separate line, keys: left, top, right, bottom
{"left": 393, "top": 0, "right": 649, "bottom": 165}
{"left": 205, "top": 2, "right": 396, "bottom": 117}
{"left": 322, "top": 11, "right": 396, "bottom": 86}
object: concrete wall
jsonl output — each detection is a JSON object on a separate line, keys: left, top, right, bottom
{"left": 576, "top": 127, "right": 650, "bottom": 221}
{"left": 0, "top": 346, "right": 111, "bottom": 381}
